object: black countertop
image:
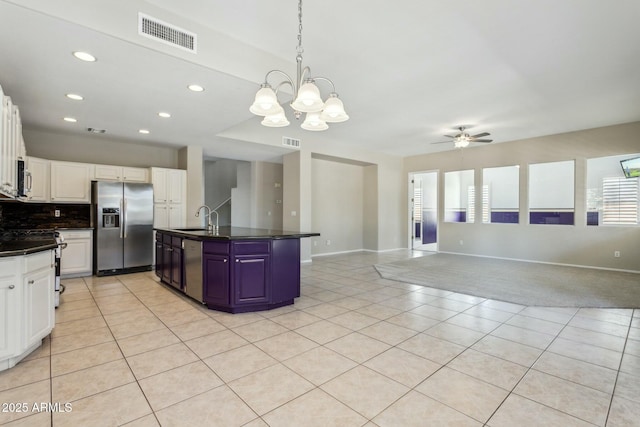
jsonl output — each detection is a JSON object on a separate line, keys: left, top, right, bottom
{"left": 0, "top": 240, "right": 57, "bottom": 257}
{"left": 155, "top": 227, "right": 320, "bottom": 240}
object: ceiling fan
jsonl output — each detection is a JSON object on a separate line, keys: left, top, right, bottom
{"left": 432, "top": 126, "right": 493, "bottom": 148}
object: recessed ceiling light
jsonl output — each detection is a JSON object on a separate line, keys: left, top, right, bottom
{"left": 72, "top": 51, "right": 96, "bottom": 62}
{"left": 63, "top": 117, "right": 77, "bottom": 123}
{"left": 158, "top": 112, "right": 171, "bottom": 118}
{"left": 87, "top": 127, "right": 106, "bottom": 134}
{"left": 66, "top": 93, "right": 84, "bottom": 101}
{"left": 188, "top": 84, "right": 204, "bottom": 92}
{"left": 139, "top": 129, "right": 150, "bottom": 134}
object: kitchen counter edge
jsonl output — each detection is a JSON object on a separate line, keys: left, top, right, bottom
{"left": 155, "top": 227, "right": 320, "bottom": 241}
{"left": 0, "top": 241, "right": 58, "bottom": 258}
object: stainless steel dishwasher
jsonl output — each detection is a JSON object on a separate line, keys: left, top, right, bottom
{"left": 183, "top": 239, "right": 203, "bottom": 303}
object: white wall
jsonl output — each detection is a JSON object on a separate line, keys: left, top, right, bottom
{"left": 403, "top": 121, "right": 640, "bottom": 271}
{"left": 24, "top": 128, "right": 178, "bottom": 168}
{"left": 311, "top": 158, "right": 364, "bottom": 255}
{"left": 254, "top": 162, "right": 283, "bottom": 230}
{"left": 178, "top": 146, "right": 204, "bottom": 228}
{"left": 204, "top": 159, "right": 240, "bottom": 226}
{"left": 231, "top": 162, "right": 252, "bottom": 227}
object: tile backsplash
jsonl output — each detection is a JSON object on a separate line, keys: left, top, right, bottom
{"left": 0, "top": 201, "right": 91, "bottom": 230}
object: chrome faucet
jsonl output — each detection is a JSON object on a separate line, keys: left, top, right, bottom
{"left": 195, "top": 205, "right": 218, "bottom": 232}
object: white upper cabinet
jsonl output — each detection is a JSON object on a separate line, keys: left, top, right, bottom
{"left": 26, "top": 157, "right": 50, "bottom": 202}
{"left": 0, "top": 89, "right": 28, "bottom": 199}
{"left": 1, "top": 94, "right": 16, "bottom": 197}
{"left": 151, "top": 167, "right": 186, "bottom": 228}
{"left": 94, "top": 164, "right": 148, "bottom": 182}
{"left": 50, "top": 161, "right": 94, "bottom": 203}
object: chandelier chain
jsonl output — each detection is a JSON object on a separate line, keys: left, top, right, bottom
{"left": 297, "top": 0, "right": 303, "bottom": 55}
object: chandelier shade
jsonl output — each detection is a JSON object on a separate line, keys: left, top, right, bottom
{"left": 249, "top": 0, "right": 348, "bottom": 131}
{"left": 290, "top": 80, "right": 324, "bottom": 113}
{"left": 320, "top": 93, "right": 349, "bottom": 122}
{"left": 301, "top": 112, "right": 328, "bottom": 131}
{"left": 261, "top": 106, "right": 290, "bottom": 127}
{"left": 249, "top": 84, "right": 281, "bottom": 116}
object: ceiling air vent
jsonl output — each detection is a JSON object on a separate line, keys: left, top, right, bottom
{"left": 282, "top": 136, "right": 301, "bottom": 149}
{"left": 138, "top": 13, "right": 197, "bottom": 53}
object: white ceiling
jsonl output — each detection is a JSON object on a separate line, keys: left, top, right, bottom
{"left": 1, "top": 0, "right": 639, "bottom": 162}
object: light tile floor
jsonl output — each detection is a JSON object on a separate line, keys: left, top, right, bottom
{"left": 1, "top": 250, "right": 639, "bottom": 426}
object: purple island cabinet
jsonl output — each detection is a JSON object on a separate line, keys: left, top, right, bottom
{"left": 155, "top": 228, "right": 316, "bottom": 313}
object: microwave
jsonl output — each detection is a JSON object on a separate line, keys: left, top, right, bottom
{"left": 16, "top": 159, "right": 31, "bottom": 198}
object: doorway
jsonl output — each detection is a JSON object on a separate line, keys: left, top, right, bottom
{"left": 410, "top": 171, "right": 438, "bottom": 251}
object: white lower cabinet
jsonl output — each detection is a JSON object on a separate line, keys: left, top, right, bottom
{"left": 0, "top": 261, "right": 20, "bottom": 363}
{"left": 0, "top": 250, "right": 55, "bottom": 372}
{"left": 60, "top": 230, "right": 93, "bottom": 277}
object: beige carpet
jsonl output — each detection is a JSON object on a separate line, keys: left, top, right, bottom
{"left": 375, "top": 253, "right": 640, "bottom": 308}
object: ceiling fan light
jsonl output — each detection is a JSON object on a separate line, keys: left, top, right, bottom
{"left": 261, "top": 107, "right": 290, "bottom": 127}
{"left": 454, "top": 139, "right": 470, "bottom": 148}
{"left": 250, "top": 84, "right": 281, "bottom": 116}
{"left": 301, "top": 112, "right": 328, "bottom": 131}
{"left": 320, "top": 93, "right": 349, "bottom": 123}
{"left": 291, "top": 81, "right": 324, "bottom": 112}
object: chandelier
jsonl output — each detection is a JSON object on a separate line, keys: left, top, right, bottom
{"left": 249, "top": 0, "right": 349, "bottom": 131}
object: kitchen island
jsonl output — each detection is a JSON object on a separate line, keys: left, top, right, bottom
{"left": 0, "top": 231, "right": 56, "bottom": 371}
{"left": 154, "top": 227, "right": 319, "bottom": 313}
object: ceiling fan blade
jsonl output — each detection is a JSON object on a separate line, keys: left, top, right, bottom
{"left": 473, "top": 139, "right": 493, "bottom": 143}
{"left": 470, "top": 132, "right": 490, "bottom": 138}
{"left": 443, "top": 134, "right": 456, "bottom": 138}
{"left": 430, "top": 141, "right": 453, "bottom": 144}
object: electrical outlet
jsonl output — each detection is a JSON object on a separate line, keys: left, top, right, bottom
{"left": 291, "top": 211, "right": 297, "bottom": 216}
{"left": 459, "top": 240, "right": 464, "bottom": 246}
{"left": 614, "top": 251, "right": 621, "bottom": 258}
{"left": 54, "top": 209, "right": 61, "bottom": 218}
{"left": 326, "top": 240, "right": 331, "bottom": 246}
{"left": 313, "top": 241, "right": 317, "bottom": 246}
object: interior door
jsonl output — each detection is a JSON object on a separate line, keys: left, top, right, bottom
{"left": 411, "top": 172, "right": 438, "bottom": 251}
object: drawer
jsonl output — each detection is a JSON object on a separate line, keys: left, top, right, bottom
{"left": 171, "top": 236, "right": 182, "bottom": 248}
{"left": 233, "top": 241, "right": 270, "bottom": 255}
{"left": 24, "top": 250, "right": 53, "bottom": 273}
{"left": 163, "top": 233, "right": 172, "bottom": 245}
{"left": 156, "top": 232, "right": 162, "bottom": 242}
{"left": 203, "top": 241, "right": 229, "bottom": 255}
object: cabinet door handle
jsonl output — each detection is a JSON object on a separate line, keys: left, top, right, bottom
{"left": 224, "top": 259, "right": 227, "bottom": 263}
{"left": 8, "top": 285, "right": 15, "bottom": 289}
{"left": 235, "top": 259, "right": 239, "bottom": 263}
{"left": 28, "top": 280, "right": 35, "bottom": 284}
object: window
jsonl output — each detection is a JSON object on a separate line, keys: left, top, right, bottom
{"left": 482, "top": 165, "right": 519, "bottom": 223}
{"left": 586, "top": 153, "right": 640, "bottom": 226}
{"left": 444, "top": 170, "right": 474, "bottom": 223}
{"left": 602, "top": 177, "right": 638, "bottom": 225}
{"left": 413, "top": 187, "right": 422, "bottom": 222}
{"left": 529, "top": 160, "right": 575, "bottom": 225}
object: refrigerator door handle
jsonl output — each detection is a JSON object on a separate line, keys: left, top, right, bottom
{"left": 120, "top": 198, "right": 124, "bottom": 239}
{"left": 123, "top": 198, "right": 128, "bottom": 238}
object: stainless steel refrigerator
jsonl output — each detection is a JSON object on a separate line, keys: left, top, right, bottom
{"left": 92, "top": 181, "right": 153, "bottom": 276}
